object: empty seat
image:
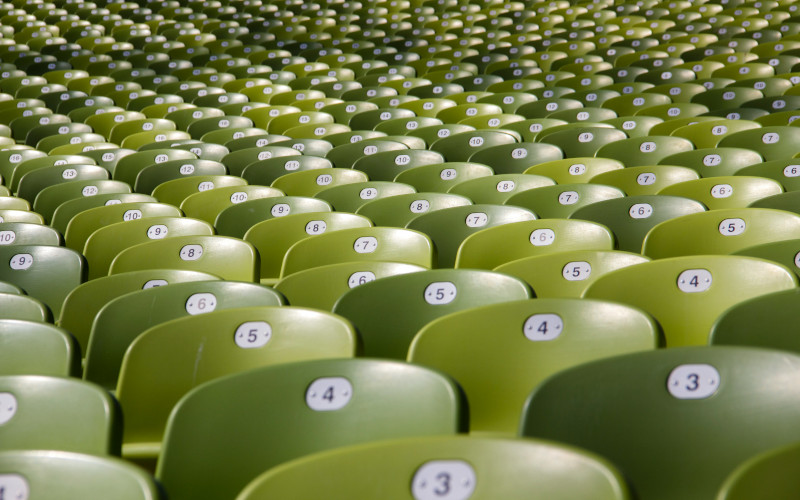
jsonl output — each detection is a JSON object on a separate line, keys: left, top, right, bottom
{"left": 0, "top": 320, "right": 78, "bottom": 377}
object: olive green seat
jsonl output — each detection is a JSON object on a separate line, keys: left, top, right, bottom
{"left": 149, "top": 175, "right": 247, "bottom": 207}
{"left": 523, "top": 157, "right": 625, "bottom": 184}
{"left": 584, "top": 255, "right": 797, "bottom": 346}
{"left": 237, "top": 436, "right": 631, "bottom": 500}
{"left": 0, "top": 320, "right": 79, "bottom": 376}
{"left": 429, "top": 129, "right": 518, "bottom": 161}
{"left": 0, "top": 292, "right": 50, "bottom": 322}
{"left": 215, "top": 196, "right": 333, "bottom": 238}
{"left": 270, "top": 168, "right": 369, "bottom": 197}
{"left": 221, "top": 146, "right": 302, "bottom": 177}
{"left": 51, "top": 194, "right": 157, "bottom": 236}
{"left": 83, "top": 217, "right": 215, "bottom": 279}
{"left": 351, "top": 149, "right": 445, "bottom": 181}
{"left": 354, "top": 192, "right": 472, "bottom": 227}
{"left": 132, "top": 159, "right": 228, "bottom": 195}
{"left": 117, "top": 306, "right": 356, "bottom": 461}
{"left": 589, "top": 165, "right": 700, "bottom": 196}
{"left": 522, "top": 346, "right": 800, "bottom": 500}
{"left": 156, "top": 358, "right": 466, "bottom": 500}
{"left": 112, "top": 149, "right": 197, "bottom": 186}
{"left": 240, "top": 155, "right": 333, "bottom": 186}
{"left": 58, "top": 270, "right": 220, "bottom": 354}
{"left": 0, "top": 222, "right": 61, "bottom": 247}
{"left": 717, "top": 441, "right": 800, "bottom": 500}
{"left": 658, "top": 148, "right": 763, "bottom": 178}
{"left": 749, "top": 191, "right": 800, "bottom": 216}
{"left": 407, "top": 204, "right": 536, "bottom": 268}
{"left": 32, "top": 179, "right": 132, "bottom": 224}
{"left": 670, "top": 119, "right": 761, "bottom": 149}
{"left": 109, "top": 235, "right": 258, "bottom": 282}
{"left": 717, "top": 126, "right": 800, "bottom": 162}
{"left": 244, "top": 212, "right": 372, "bottom": 283}
{"left": 64, "top": 202, "right": 182, "bottom": 252}
{"left": 314, "top": 181, "right": 416, "bottom": 212}
{"left": 737, "top": 159, "right": 800, "bottom": 192}
{"left": 595, "top": 135, "right": 695, "bottom": 167}
{"left": 333, "top": 269, "right": 531, "bottom": 359}
{"left": 325, "top": 138, "right": 407, "bottom": 169}
{"left": 571, "top": 195, "right": 707, "bottom": 253}
{"left": 0, "top": 375, "right": 121, "bottom": 456}
{"left": 409, "top": 298, "right": 659, "bottom": 433}
{"left": 0, "top": 245, "right": 84, "bottom": 319}
{"left": 467, "top": 142, "right": 564, "bottom": 174}
{"left": 505, "top": 183, "right": 626, "bottom": 219}
{"left": 446, "top": 174, "right": 556, "bottom": 204}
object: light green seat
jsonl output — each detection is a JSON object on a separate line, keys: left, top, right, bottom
{"left": 244, "top": 212, "right": 372, "bottom": 283}
{"left": 332, "top": 269, "right": 531, "bottom": 359}
{"left": 215, "top": 196, "right": 333, "bottom": 238}
{"left": 0, "top": 375, "right": 121, "bottom": 455}
{"left": 237, "top": 436, "right": 632, "bottom": 500}
{"left": 270, "top": 167, "right": 369, "bottom": 197}
{"left": 539, "top": 126, "right": 627, "bottom": 159}
{"left": 64, "top": 202, "right": 182, "bottom": 251}
{"left": 325, "top": 138, "right": 407, "bottom": 169}
{"left": 642, "top": 208, "right": 800, "bottom": 259}
{"left": 522, "top": 346, "right": 800, "bottom": 500}
{"left": 733, "top": 238, "right": 800, "bottom": 280}
{"left": 133, "top": 159, "right": 228, "bottom": 195}
{"left": 156, "top": 358, "right": 466, "bottom": 500}
{"left": 409, "top": 298, "right": 658, "bottom": 433}
{"left": 447, "top": 174, "right": 556, "bottom": 204}
{"left": 32, "top": 179, "right": 132, "bottom": 224}
{"left": 0, "top": 292, "right": 50, "bottom": 322}
{"left": 0, "top": 450, "right": 163, "bottom": 500}
{"left": 17, "top": 165, "right": 110, "bottom": 205}
{"left": 736, "top": 159, "right": 800, "bottom": 192}
{"left": 109, "top": 235, "right": 259, "bottom": 282}
{"left": 85, "top": 281, "right": 285, "bottom": 393}
{"left": 83, "top": 217, "right": 215, "bottom": 279}
{"left": 0, "top": 320, "right": 79, "bottom": 376}
{"left": 669, "top": 119, "right": 762, "bottom": 149}
{"left": 241, "top": 155, "right": 333, "bottom": 185}
{"left": 280, "top": 226, "right": 433, "bottom": 278}
{"left": 506, "top": 183, "right": 626, "bottom": 219}
{"left": 51, "top": 194, "right": 157, "bottom": 236}
{"left": 355, "top": 192, "right": 472, "bottom": 227}
{"left": 9, "top": 154, "right": 97, "bottom": 194}
{"left": 495, "top": 250, "right": 651, "bottom": 298}
{"left": 117, "top": 306, "right": 354, "bottom": 461}
{"left": 584, "top": 255, "right": 797, "bottom": 346}
{"left": 58, "top": 270, "right": 220, "bottom": 354}
{"left": 407, "top": 204, "right": 536, "bottom": 268}
{"left": 221, "top": 146, "right": 302, "bottom": 177}
{"left": 274, "top": 261, "right": 425, "bottom": 310}
{"left": 430, "top": 129, "right": 518, "bottom": 161}
{"left": 571, "top": 195, "right": 707, "bottom": 253}
{"left": 112, "top": 149, "right": 197, "bottom": 186}
{"left": 455, "top": 219, "right": 615, "bottom": 270}
{"left": 149, "top": 175, "right": 247, "bottom": 207}
{"left": 588, "top": 165, "right": 700, "bottom": 196}
{"left": 0, "top": 245, "right": 84, "bottom": 319}
{"left": 0, "top": 222, "right": 61, "bottom": 246}
{"left": 523, "top": 157, "right": 624, "bottom": 184}
{"left": 657, "top": 176, "right": 784, "bottom": 210}
{"left": 179, "top": 185, "right": 284, "bottom": 225}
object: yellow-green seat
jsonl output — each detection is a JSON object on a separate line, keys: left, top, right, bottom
{"left": 595, "top": 135, "right": 695, "bottom": 167}
{"left": 505, "top": 183, "right": 625, "bottom": 219}
{"left": 523, "top": 157, "right": 624, "bottom": 184}
{"left": 0, "top": 320, "right": 79, "bottom": 377}
{"left": 32, "top": 179, "right": 132, "bottom": 224}
{"left": 583, "top": 255, "right": 797, "bottom": 346}
{"left": 409, "top": 297, "right": 659, "bottom": 433}
{"left": 468, "top": 141, "right": 565, "bottom": 174}
{"left": 658, "top": 148, "right": 763, "bottom": 177}
{"left": 589, "top": 165, "right": 700, "bottom": 196}
{"left": 215, "top": 195, "right": 333, "bottom": 238}
{"left": 270, "top": 167, "right": 369, "bottom": 197}
{"left": 393, "top": 161, "right": 494, "bottom": 193}
{"left": 237, "top": 436, "right": 632, "bottom": 500}
{"left": 447, "top": 173, "right": 556, "bottom": 204}
{"left": 717, "top": 126, "right": 800, "bottom": 161}
{"left": 429, "top": 129, "right": 518, "bottom": 161}
{"left": 657, "top": 176, "right": 784, "bottom": 209}
{"left": 109, "top": 235, "right": 259, "bottom": 282}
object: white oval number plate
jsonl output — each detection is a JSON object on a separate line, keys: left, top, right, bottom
{"left": 667, "top": 364, "right": 720, "bottom": 399}
{"left": 465, "top": 212, "right": 488, "bottom": 227}
{"left": 530, "top": 228, "right": 555, "bottom": 246}
{"left": 412, "top": 460, "right": 476, "bottom": 500}
{"left": 0, "top": 231, "right": 15, "bottom": 245}
{"left": 562, "top": 261, "right": 591, "bottom": 281}
{"left": 234, "top": 321, "right": 272, "bottom": 348}
{"left": 677, "top": 269, "right": 712, "bottom": 293}
{"left": 147, "top": 224, "right": 168, "bottom": 239}
{"left": 179, "top": 244, "right": 203, "bottom": 261}
{"left": 185, "top": 293, "right": 217, "bottom": 315}
{"left": 718, "top": 218, "right": 745, "bottom": 236}
{"left": 9, "top": 254, "right": 32, "bottom": 270}
{"left": 348, "top": 271, "right": 376, "bottom": 288}
{"left": 523, "top": 313, "right": 564, "bottom": 341}
{"left": 0, "top": 393, "right": 17, "bottom": 425}
{"left": 424, "top": 282, "right": 457, "bottom": 305}
{"left": 0, "top": 474, "right": 28, "bottom": 500}
{"left": 354, "top": 236, "right": 378, "bottom": 253}
{"left": 306, "top": 377, "right": 353, "bottom": 411}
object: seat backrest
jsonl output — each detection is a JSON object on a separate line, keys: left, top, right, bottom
{"left": 109, "top": 235, "right": 259, "bottom": 282}
{"left": 657, "top": 176, "right": 784, "bottom": 209}
{"left": 409, "top": 298, "right": 659, "bottom": 433}
{"left": 280, "top": 226, "right": 434, "bottom": 278}
{"left": 0, "top": 374, "right": 121, "bottom": 455}
{"left": 64, "top": 202, "right": 182, "bottom": 251}
{"left": 214, "top": 195, "right": 332, "bottom": 237}
{"left": 584, "top": 255, "right": 797, "bottom": 346}
{"left": 237, "top": 436, "right": 631, "bottom": 500}
{"left": 58, "top": 270, "right": 220, "bottom": 353}
{"left": 571, "top": 195, "right": 706, "bottom": 253}
{"left": 0, "top": 222, "right": 61, "bottom": 247}
{"left": 717, "top": 441, "right": 800, "bottom": 500}
{"left": 447, "top": 173, "right": 556, "bottom": 204}
{"left": 393, "top": 161, "right": 495, "bottom": 193}
{"left": 521, "top": 346, "right": 800, "bottom": 500}
{"left": 718, "top": 126, "right": 800, "bottom": 161}
{"left": 83, "top": 217, "right": 215, "bottom": 279}
{"left": 0, "top": 319, "right": 78, "bottom": 376}
{"left": 51, "top": 193, "right": 156, "bottom": 235}
{"left": 0, "top": 450, "right": 163, "bottom": 500}
{"left": 455, "top": 219, "right": 615, "bottom": 270}
{"left": 642, "top": 208, "right": 800, "bottom": 258}
{"left": 595, "top": 135, "right": 695, "bottom": 167}
{"left": 156, "top": 358, "right": 466, "bottom": 500}
{"left": 468, "top": 141, "right": 564, "bottom": 174}
{"left": 505, "top": 183, "right": 626, "bottom": 218}
{"left": 117, "top": 306, "right": 357, "bottom": 461}
{"left": 314, "top": 181, "right": 416, "bottom": 212}
{"left": 32, "top": 179, "right": 132, "bottom": 224}
{"left": 407, "top": 204, "right": 536, "bottom": 267}
{"left": 333, "top": 269, "right": 531, "bottom": 359}
{"left": 85, "top": 281, "right": 285, "bottom": 392}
